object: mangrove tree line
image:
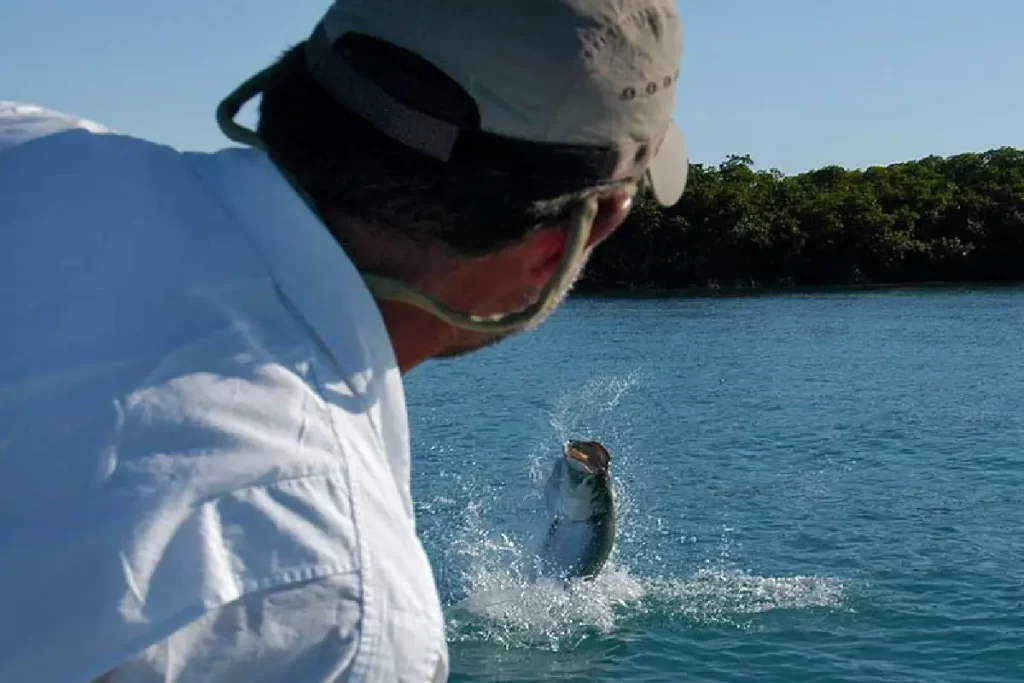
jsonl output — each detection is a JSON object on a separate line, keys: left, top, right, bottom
{"left": 580, "top": 146, "right": 1024, "bottom": 291}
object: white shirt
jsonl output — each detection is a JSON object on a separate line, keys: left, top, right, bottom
{"left": 0, "top": 101, "right": 448, "bottom": 683}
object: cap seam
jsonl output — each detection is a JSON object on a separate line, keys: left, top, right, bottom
{"left": 538, "top": 32, "right": 592, "bottom": 144}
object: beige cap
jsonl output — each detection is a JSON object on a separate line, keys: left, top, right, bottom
{"left": 304, "top": 0, "right": 688, "bottom": 206}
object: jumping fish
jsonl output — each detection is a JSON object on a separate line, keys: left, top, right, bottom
{"left": 534, "top": 440, "right": 616, "bottom": 581}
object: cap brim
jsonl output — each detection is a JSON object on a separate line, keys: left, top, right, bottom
{"left": 646, "top": 120, "right": 688, "bottom": 206}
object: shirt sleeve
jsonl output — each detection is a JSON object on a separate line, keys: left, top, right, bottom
{"left": 102, "top": 573, "right": 365, "bottom": 683}
{"left": 101, "top": 574, "right": 450, "bottom": 683}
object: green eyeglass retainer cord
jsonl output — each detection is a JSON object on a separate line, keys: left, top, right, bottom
{"left": 215, "top": 66, "right": 635, "bottom": 335}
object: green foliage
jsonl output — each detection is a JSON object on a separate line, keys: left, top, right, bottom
{"left": 579, "top": 147, "right": 1024, "bottom": 291}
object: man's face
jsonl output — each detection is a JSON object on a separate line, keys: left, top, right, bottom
{"left": 427, "top": 192, "right": 634, "bottom": 359}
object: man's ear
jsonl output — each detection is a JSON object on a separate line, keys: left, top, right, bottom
{"left": 521, "top": 225, "right": 568, "bottom": 287}
{"left": 500, "top": 191, "right": 635, "bottom": 289}
{"left": 519, "top": 192, "right": 635, "bottom": 287}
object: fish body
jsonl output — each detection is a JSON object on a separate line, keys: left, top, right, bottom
{"left": 535, "top": 440, "right": 616, "bottom": 581}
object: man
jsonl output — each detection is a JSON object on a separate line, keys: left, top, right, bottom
{"left": 0, "top": 1, "right": 687, "bottom": 681}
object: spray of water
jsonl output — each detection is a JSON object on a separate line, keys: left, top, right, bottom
{"left": 427, "top": 372, "right": 851, "bottom": 651}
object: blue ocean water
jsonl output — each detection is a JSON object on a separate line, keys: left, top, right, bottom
{"left": 404, "top": 287, "right": 1024, "bottom": 683}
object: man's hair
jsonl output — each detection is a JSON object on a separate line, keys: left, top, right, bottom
{"left": 256, "top": 35, "right": 602, "bottom": 257}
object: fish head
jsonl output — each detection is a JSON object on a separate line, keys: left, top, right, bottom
{"left": 563, "top": 440, "right": 612, "bottom": 477}
{"left": 544, "top": 440, "right": 615, "bottom": 522}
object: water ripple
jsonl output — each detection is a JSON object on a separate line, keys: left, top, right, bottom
{"left": 406, "top": 289, "right": 1024, "bottom": 682}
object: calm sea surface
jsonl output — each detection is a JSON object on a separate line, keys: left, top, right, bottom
{"left": 403, "top": 287, "right": 1024, "bottom": 683}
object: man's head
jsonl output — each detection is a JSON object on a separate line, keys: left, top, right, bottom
{"left": 245, "top": 0, "right": 687, "bottom": 369}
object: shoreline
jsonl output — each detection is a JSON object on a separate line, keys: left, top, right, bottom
{"left": 571, "top": 280, "right": 1024, "bottom": 300}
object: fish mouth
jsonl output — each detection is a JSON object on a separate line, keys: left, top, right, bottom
{"left": 564, "top": 440, "right": 611, "bottom": 475}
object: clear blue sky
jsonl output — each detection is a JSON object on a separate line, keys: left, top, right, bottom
{"left": 2, "top": 0, "right": 1022, "bottom": 175}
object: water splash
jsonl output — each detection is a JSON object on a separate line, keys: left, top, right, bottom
{"left": 547, "top": 371, "right": 642, "bottom": 445}
{"left": 640, "top": 568, "right": 849, "bottom": 624}
{"left": 426, "top": 372, "right": 851, "bottom": 652}
{"left": 446, "top": 562, "right": 645, "bottom": 651}
{"left": 439, "top": 498, "right": 850, "bottom": 651}
{"left": 526, "top": 370, "right": 644, "bottom": 487}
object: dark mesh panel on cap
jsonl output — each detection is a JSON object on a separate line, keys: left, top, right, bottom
{"left": 305, "top": 24, "right": 462, "bottom": 161}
